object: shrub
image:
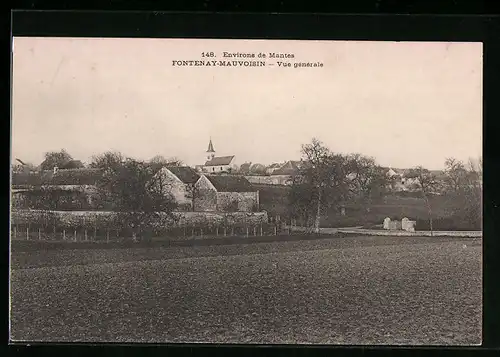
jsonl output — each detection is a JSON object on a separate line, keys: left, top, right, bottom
{"left": 415, "top": 216, "right": 480, "bottom": 231}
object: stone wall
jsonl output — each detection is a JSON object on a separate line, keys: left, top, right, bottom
{"left": 216, "top": 192, "right": 259, "bottom": 212}
{"left": 245, "top": 175, "right": 292, "bottom": 186}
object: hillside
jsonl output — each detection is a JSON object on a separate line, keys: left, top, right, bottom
{"left": 254, "top": 184, "right": 457, "bottom": 227}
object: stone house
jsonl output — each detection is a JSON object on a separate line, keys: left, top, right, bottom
{"left": 149, "top": 166, "right": 200, "bottom": 211}
{"left": 11, "top": 168, "right": 103, "bottom": 210}
{"left": 194, "top": 174, "right": 259, "bottom": 212}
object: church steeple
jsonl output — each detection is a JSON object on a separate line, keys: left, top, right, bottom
{"left": 206, "top": 137, "right": 215, "bottom": 160}
{"left": 207, "top": 137, "right": 215, "bottom": 153}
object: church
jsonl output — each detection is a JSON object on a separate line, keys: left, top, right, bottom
{"left": 196, "top": 138, "right": 235, "bottom": 174}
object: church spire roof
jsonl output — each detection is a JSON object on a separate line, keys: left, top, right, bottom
{"left": 207, "top": 137, "right": 215, "bottom": 153}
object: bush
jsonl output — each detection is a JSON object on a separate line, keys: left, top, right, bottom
{"left": 11, "top": 210, "right": 269, "bottom": 232}
{"left": 415, "top": 216, "right": 481, "bottom": 231}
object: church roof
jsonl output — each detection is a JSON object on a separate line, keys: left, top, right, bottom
{"left": 204, "top": 155, "right": 234, "bottom": 166}
{"left": 205, "top": 175, "right": 255, "bottom": 192}
{"left": 207, "top": 138, "right": 215, "bottom": 153}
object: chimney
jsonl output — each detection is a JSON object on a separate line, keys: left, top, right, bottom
{"left": 53, "top": 166, "right": 59, "bottom": 174}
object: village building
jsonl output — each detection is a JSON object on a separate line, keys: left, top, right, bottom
{"left": 265, "top": 163, "right": 283, "bottom": 175}
{"left": 385, "top": 167, "right": 447, "bottom": 193}
{"left": 11, "top": 168, "right": 102, "bottom": 210}
{"left": 149, "top": 166, "right": 200, "bottom": 211}
{"left": 271, "top": 160, "right": 302, "bottom": 176}
{"left": 194, "top": 174, "right": 259, "bottom": 212}
{"left": 198, "top": 138, "right": 236, "bottom": 173}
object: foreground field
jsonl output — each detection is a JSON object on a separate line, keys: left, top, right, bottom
{"left": 10, "top": 235, "right": 482, "bottom": 345}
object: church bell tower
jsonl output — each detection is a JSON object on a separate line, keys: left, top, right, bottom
{"left": 206, "top": 137, "right": 215, "bottom": 161}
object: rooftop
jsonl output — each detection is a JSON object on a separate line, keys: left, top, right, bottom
{"left": 166, "top": 166, "right": 200, "bottom": 184}
{"left": 205, "top": 175, "right": 256, "bottom": 192}
{"left": 204, "top": 156, "right": 235, "bottom": 166}
{"left": 12, "top": 168, "right": 103, "bottom": 186}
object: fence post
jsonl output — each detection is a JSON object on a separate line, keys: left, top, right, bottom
{"left": 260, "top": 224, "right": 263, "bottom": 236}
{"left": 94, "top": 226, "right": 97, "bottom": 241}
{"left": 183, "top": 227, "right": 186, "bottom": 238}
{"left": 253, "top": 226, "right": 256, "bottom": 236}
{"left": 106, "top": 229, "right": 110, "bottom": 243}
{"left": 13, "top": 225, "right": 17, "bottom": 239}
{"left": 274, "top": 225, "right": 277, "bottom": 236}
{"left": 26, "top": 226, "right": 29, "bottom": 240}
{"left": 74, "top": 229, "right": 77, "bottom": 242}
{"left": 63, "top": 229, "right": 66, "bottom": 241}
{"left": 216, "top": 227, "right": 219, "bottom": 236}
{"left": 231, "top": 226, "right": 235, "bottom": 236}
{"left": 38, "top": 228, "right": 41, "bottom": 240}
{"left": 85, "top": 229, "right": 88, "bottom": 241}
{"left": 224, "top": 227, "right": 227, "bottom": 237}
{"left": 53, "top": 225, "right": 56, "bottom": 239}
{"left": 200, "top": 228, "right": 203, "bottom": 238}
{"left": 246, "top": 226, "right": 249, "bottom": 238}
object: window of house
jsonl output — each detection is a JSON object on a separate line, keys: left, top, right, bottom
{"left": 220, "top": 167, "right": 223, "bottom": 171}
{"left": 212, "top": 168, "right": 215, "bottom": 172}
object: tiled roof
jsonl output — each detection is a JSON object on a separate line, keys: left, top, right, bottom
{"left": 166, "top": 166, "right": 200, "bottom": 184}
{"left": 12, "top": 168, "right": 103, "bottom": 186}
{"left": 204, "top": 156, "right": 234, "bottom": 166}
{"left": 272, "top": 160, "right": 300, "bottom": 175}
{"left": 205, "top": 175, "right": 255, "bottom": 192}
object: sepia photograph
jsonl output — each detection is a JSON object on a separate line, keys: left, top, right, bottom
{"left": 10, "top": 37, "right": 482, "bottom": 345}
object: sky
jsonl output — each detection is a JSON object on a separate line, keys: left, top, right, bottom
{"left": 11, "top": 38, "right": 482, "bottom": 170}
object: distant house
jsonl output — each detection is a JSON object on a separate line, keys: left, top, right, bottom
{"left": 194, "top": 174, "right": 259, "bottom": 212}
{"left": 265, "top": 163, "right": 283, "bottom": 175}
{"left": 385, "top": 167, "right": 446, "bottom": 193}
{"left": 271, "top": 160, "right": 302, "bottom": 176}
{"left": 11, "top": 168, "right": 103, "bottom": 188}
{"left": 11, "top": 168, "right": 103, "bottom": 210}
{"left": 150, "top": 166, "right": 200, "bottom": 210}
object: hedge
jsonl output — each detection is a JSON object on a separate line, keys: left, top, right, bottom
{"left": 11, "top": 210, "right": 269, "bottom": 230}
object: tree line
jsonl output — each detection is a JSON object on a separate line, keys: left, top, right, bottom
{"left": 289, "top": 138, "right": 482, "bottom": 234}
{"left": 13, "top": 149, "right": 184, "bottom": 172}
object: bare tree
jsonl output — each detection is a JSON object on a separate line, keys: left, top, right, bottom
{"left": 294, "top": 138, "right": 351, "bottom": 233}
{"left": 345, "top": 154, "right": 389, "bottom": 210}
{"left": 149, "top": 155, "right": 184, "bottom": 167}
{"left": 443, "top": 157, "right": 482, "bottom": 230}
{"left": 250, "top": 163, "right": 267, "bottom": 175}
{"left": 95, "top": 159, "right": 178, "bottom": 241}
{"left": 185, "top": 183, "right": 200, "bottom": 212}
{"left": 40, "top": 149, "right": 73, "bottom": 170}
{"left": 405, "top": 166, "right": 438, "bottom": 236}
{"left": 89, "top": 151, "right": 124, "bottom": 170}
{"left": 444, "top": 158, "right": 469, "bottom": 193}
{"left": 239, "top": 162, "right": 252, "bottom": 175}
